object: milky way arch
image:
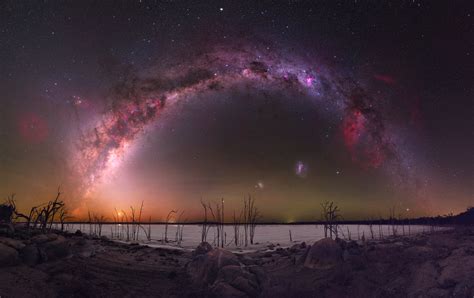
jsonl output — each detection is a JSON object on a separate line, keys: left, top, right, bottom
{"left": 73, "top": 42, "right": 410, "bottom": 198}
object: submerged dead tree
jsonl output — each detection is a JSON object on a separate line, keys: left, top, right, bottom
{"left": 389, "top": 205, "right": 398, "bottom": 236}
{"left": 232, "top": 209, "right": 242, "bottom": 246}
{"left": 321, "top": 201, "right": 340, "bottom": 239}
{"left": 208, "top": 199, "right": 225, "bottom": 248}
{"left": 164, "top": 210, "right": 177, "bottom": 243}
{"left": 242, "top": 195, "right": 260, "bottom": 246}
{"left": 174, "top": 210, "right": 186, "bottom": 245}
{"left": 200, "top": 199, "right": 210, "bottom": 242}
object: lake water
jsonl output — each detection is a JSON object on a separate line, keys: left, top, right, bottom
{"left": 59, "top": 223, "right": 442, "bottom": 251}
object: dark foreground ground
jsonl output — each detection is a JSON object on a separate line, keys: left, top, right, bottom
{"left": 0, "top": 227, "right": 473, "bottom": 297}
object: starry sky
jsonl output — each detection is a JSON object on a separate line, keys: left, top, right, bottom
{"left": 0, "top": 1, "right": 472, "bottom": 221}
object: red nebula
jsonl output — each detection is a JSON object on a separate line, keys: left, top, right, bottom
{"left": 342, "top": 109, "right": 386, "bottom": 169}
{"left": 18, "top": 112, "right": 49, "bottom": 144}
{"left": 374, "top": 74, "right": 397, "bottom": 85}
{"left": 342, "top": 109, "right": 365, "bottom": 149}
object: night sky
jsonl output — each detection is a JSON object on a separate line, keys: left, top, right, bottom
{"left": 0, "top": 1, "right": 472, "bottom": 221}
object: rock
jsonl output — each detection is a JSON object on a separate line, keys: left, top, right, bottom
{"left": 248, "top": 265, "right": 267, "bottom": 285}
{"left": 42, "top": 235, "right": 70, "bottom": 260}
{"left": 20, "top": 244, "right": 40, "bottom": 266}
{"left": 0, "top": 243, "right": 19, "bottom": 267}
{"left": 343, "top": 251, "right": 367, "bottom": 270}
{"left": 240, "top": 255, "right": 255, "bottom": 266}
{"left": 231, "top": 276, "right": 259, "bottom": 297}
{"left": 290, "top": 242, "right": 307, "bottom": 253}
{"left": 289, "top": 244, "right": 300, "bottom": 253}
{"left": 216, "top": 265, "right": 260, "bottom": 297}
{"left": 46, "top": 233, "right": 59, "bottom": 241}
{"left": 263, "top": 251, "right": 273, "bottom": 257}
{"left": 31, "top": 234, "right": 49, "bottom": 244}
{"left": 345, "top": 240, "right": 359, "bottom": 250}
{"left": 296, "top": 245, "right": 311, "bottom": 266}
{"left": 438, "top": 254, "right": 474, "bottom": 288}
{"left": 429, "top": 235, "right": 459, "bottom": 250}
{"left": 187, "top": 248, "right": 239, "bottom": 285}
{"left": 335, "top": 237, "right": 347, "bottom": 249}
{"left": 408, "top": 261, "right": 438, "bottom": 295}
{"left": 303, "top": 238, "right": 342, "bottom": 269}
{"left": 453, "top": 280, "right": 474, "bottom": 296}
{"left": 426, "top": 287, "right": 451, "bottom": 297}
{"left": 76, "top": 242, "right": 97, "bottom": 258}
{"left": 267, "top": 243, "right": 275, "bottom": 250}
{"left": 0, "top": 223, "right": 14, "bottom": 235}
{"left": 0, "top": 237, "right": 26, "bottom": 250}
{"left": 405, "top": 245, "right": 434, "bottom": 259}
{"left": 211, "top": 281, "right": 248, "bottom": 298}
{"left": 193, "top": 242, "right": 213, "bottom": 256}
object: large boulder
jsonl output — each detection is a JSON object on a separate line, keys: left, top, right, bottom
{"left": 0, "top": 237, "right": 26, "bottom": 250}
{"left": 31, "top": 234, "right": 49, "bottom": 244}
{"left": 289, "top": 242, "right": 306, "bottom": 253}
{"left": 46, "top": 233, "right": 59, "bottom": 241}
{"left": 193, "top": 242, "right": 213, "bottom": 257}
{"left": 20, "top": 244, "right": 41, "bottom": 266}
{"left": 41, "top": 235, "right": 70, "bottom": 261}
{"left": 210, "top": 281, "right": 248, "bottom": 298}
{"left": 214, "top": 265, "right": 260, "bottom": 297}
{"left": 408, "top": 261, "right": 438, "bottom": 295}
{"left": 437, "top": 254, "right": 474, "bottom": 288}
{"left": 0, "top": 243, "right": 19, "bottom": 267}
{"left": 187, "top": 248, "right": 239, "bottom": 285}
{"left": 303, "top": 238, "right": 342, "bottom": 269}
{"left": 0, "top": 223, "right": 14, "bottom": 235}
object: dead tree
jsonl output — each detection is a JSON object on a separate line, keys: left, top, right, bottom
{"left": 389, "top": 205, "right": 398, "bottom": 236}
{"left": 208, "top": 199, "right": 225, "bottom": 248}
{"left": 247, "top": 196, "right": 260, "bottom": 245}
{"left": 243, "top": 199, "right": 249, "bottom": 246}
{"left": 164, "top": 210, "right": 176, "bottom": 242}
{"left": 59, "top": 206, "right": 71, "bottom": 231}
{"left": 174, "top": 210, "right": 186, "bottom": 245}
{"left": 368, "top": 217, "right": 375, "bottom": 240}
{"left": 4, "top": 188, "right": 68, "bottom": 234}
{"left": 321, "top": 201, "right": 340, "bottom": 239}
{"left": 34, "top": 187, "right": 65, "bottom": 232}
{"left": 200, "top": 199, "right": 212, "bottom": 243}
{"left": 136, "top": 201, "right": 144, "bottom": 241}
{"left": 232, "top": 209, "right": 242, "bottom": 246}
{"left": 241, "top": 195, "right": 260, "bottom": 246}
